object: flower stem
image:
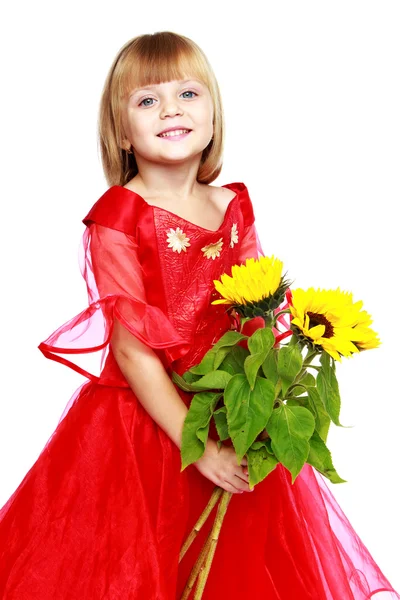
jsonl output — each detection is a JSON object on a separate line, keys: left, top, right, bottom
{"left": 179, "top": 486, "right": 223, "bottom": 561}
{"left": 272, "top": 308, "right": 291, "bottom": 326}
{"left": 303, "top": 348, "right": 318, "bottom": 365}
{"left": 263, "top": 312, "right": 274, "bottom": 327}
{"left": 285, "top": 382, "right": 308, "bottom": 398}
{"left": 180, "top": 527, "right": 214, "bottom": 599}
{"left": 179, "top": 487, "right": 233, "bottom": 599}
{"left": 193, "top": 490, "right": 233, "bottom": 599}
{"left": 287, "top": 349, "right": 319, "bottom": 390}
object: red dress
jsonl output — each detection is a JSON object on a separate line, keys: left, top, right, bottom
{"left": 0, "top": 182, "right": 398, "bottom": 599}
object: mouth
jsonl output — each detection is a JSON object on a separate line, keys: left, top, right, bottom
{"left": 157, "top": 128, "right": 192, "bottom": 139}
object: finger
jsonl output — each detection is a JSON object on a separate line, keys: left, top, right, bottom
{"left": 233, "top": 475, "right": 252, "bottom": 492}
{"left": 221, "top": 479, "right": 244, "bottom": 494}
{"left": 236, "top": 470, "right": 249, "bottom": 483}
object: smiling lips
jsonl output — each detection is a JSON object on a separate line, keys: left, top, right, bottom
{"left": 158, "top": 129, "right": 191, "bottom": 139}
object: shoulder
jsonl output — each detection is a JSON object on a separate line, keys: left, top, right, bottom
{"left": 206, "top": 182, "right": 254, "bottom": 226}
{"left": 207, "top": 184, "right": 237, "bottom": 203}
{"left": 206, "top": 182, "right": 248, "bottom": 202}
{"left": 82, "top": 185, "right": 143, "bottom": 235}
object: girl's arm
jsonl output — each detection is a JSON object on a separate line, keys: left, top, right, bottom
{"left": 112, "top": 320, "right": 251, "bottom": 495}
{"left": 86, "top": 222, "right": 191, "bottom": 448}
{"left": 90, "top": 224, "right": 251, "bottom": 493}
{"left": 110, "top": 318, "right": 189, "bottom": 449}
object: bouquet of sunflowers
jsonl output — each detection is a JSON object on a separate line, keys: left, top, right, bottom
{"left": 172, "top": 255, "right": 380, "bottom": 600}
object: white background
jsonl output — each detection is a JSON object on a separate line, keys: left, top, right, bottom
{"left": 1, "top": 0, "right": 399, "bottom": 591}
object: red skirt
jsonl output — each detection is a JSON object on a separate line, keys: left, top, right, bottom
{"left": 0, "top": 377, "right": 399, "bottom": 599}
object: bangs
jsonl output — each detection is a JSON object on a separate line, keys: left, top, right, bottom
{"left": 117, "top": 34, "right": 212, "bottom": 100}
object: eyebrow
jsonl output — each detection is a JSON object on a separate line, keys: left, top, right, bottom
{"left": 130, "top": 79, "right": 203, "bottom": 97}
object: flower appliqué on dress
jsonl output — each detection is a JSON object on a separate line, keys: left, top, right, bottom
{"left": 230, "top": 223, "right": 239, "bottom": 248}
{"left": 201, "top": 238, "right": 224, "bottom": 260}
{"left": 166, "top": 227, "right": 191, "bottom": 253}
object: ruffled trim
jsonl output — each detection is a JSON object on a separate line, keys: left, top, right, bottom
{"left": 38, "top": 293, "right": 191, "bottom": 384}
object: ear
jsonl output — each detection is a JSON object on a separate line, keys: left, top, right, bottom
{"left": 121, "top": 138, "right": 131, "bottom": 151}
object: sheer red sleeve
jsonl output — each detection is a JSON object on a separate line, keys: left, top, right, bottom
{"left": 237, "top": 222, "right": 264, "bottom": 263}
{"left": 38, "top": 222, "right": 190, "bottom": 383}
{"left": 237, "top": 191, "right": 264, "bottom": 263}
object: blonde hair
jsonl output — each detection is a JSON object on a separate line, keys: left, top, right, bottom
{"left": 98, "top": 31, "right": 225, "bottom": 186}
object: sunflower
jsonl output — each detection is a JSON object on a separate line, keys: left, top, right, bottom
{"left": 211, "top": 255, "right": 290, "bottom": 318}
{"left": 289, "top": 287, "right": 380, "bottom": 361}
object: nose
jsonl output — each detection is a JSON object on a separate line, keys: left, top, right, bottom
{"left": 160, "top": 97, "right": 183, "bottom": 118}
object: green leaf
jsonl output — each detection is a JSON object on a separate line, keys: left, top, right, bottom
{"left": 218, "top": 345, "right": 248, "bottom": 375}
{"left": 277, "top": 344, "right": 303, "bottom": 395}
{"left": 182, "top": 370, "right": 203, "bottom": 384}
{"left": 213, "top": 406, "right": 230, "bottom": 441}
{"left": 300, "top": 371, "right": 316, "bottom": 388}
{"left": 266, "top": 404, "right": 315, "bottom": 483}
{"left": 171, "top": 370, "right": 197, "bottom": 392}
{"left": 214, "top": 330, "right": 247, "bottom": 350}
{"left": 247, "top": 327, "right": 275, "bottom": 355}
{"left": 188, "top": 370, "right": 232, "bottom": 391}
{"left": 316, "top": 364, "right": 346, "bottom": 427}
{"left": 224, "top": 373, "right": 275, "bottom": 463}
{"left": 286, "top": 396, "right": 313, "bottom": 411}
{"left": 287, "top": 383, "right": 308, "bottom": 397}
{"left": 261, "top": 348, "right": 279, "bottom": 385}
{"left": 180, "top": 391, "right": 222, "bottom": 470}
{"left": 307, "top": 387, "right": 331, "bottom": 443}
{"left": 286, "top": 367, "right": 316, "bottom": 397}
{"left": 247, "top": 441, "right": 279, "bottom": 488}
{"left": 307, "top": 430, "right": 347, "bottom": 483}
{"left": 274, "top": 378, "right": 282, "bottom": 398}
{"left": 244, "top": 328, "right": 275, "bottom": 389}
{"left": 186, "top": 348, "right": 221, "bottom": 376}
{"left": 189, "top": 331, "right": 247, "bottom": 375}
{"left": 320, "top": 350, "right": 331, "bottom": 371}
{"left": 264, "top": 437, "right": 274, "bottom": 455}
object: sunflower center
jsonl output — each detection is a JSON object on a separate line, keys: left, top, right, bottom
{"left": 307, "top": 311, "right": 334, "bottom": 338}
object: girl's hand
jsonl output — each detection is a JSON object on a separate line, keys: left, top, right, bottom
{"left": 193, "top": 438, "right": 252, "bottom": 494}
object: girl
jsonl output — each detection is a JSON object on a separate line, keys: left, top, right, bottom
{"left": 0, "top": 30, "right": 398, "bottom": 600}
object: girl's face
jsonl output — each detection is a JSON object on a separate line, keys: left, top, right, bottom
{"left": 121, "top": 78, "right": 214, "bottom": 166}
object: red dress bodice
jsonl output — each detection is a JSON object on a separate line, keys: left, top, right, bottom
{"left": 38, "top": 182, "right": 261, "bottom": 391}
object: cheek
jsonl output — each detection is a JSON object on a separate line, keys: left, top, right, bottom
{"left": 196, "top": 104, "right": 214, "bottom": 129}
{"left": 124, "top": 108, "right": 151, "bottom": 135}
{"left": 129, "top": 120, "right": 154, "bottom": 143}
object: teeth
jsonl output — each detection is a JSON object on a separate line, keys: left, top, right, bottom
{"left": 159, "top": 129, "right": 190, "bottom": 138}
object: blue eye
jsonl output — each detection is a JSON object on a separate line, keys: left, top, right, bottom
{"left": 139, "top": 98, "right": 155, "bottom": 107}
{"left": 181, "top": 91, "right": 197, "bottom": 99}
{"left": 138, "top": 90, "right": 198, "bottom": 107}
